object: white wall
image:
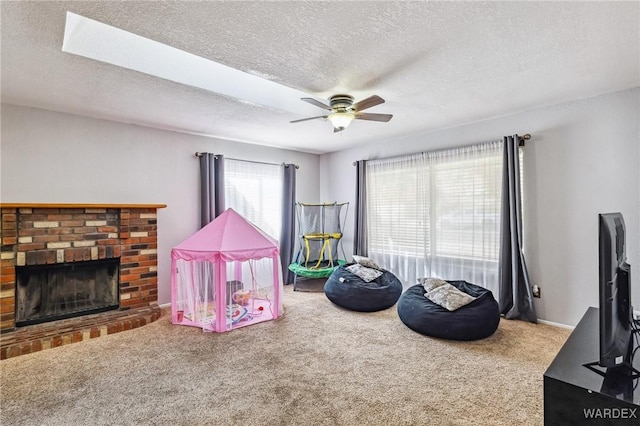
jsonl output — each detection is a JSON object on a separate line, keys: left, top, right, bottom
{"left": 0, "top": 104, "right": 321, "bottom": 304}
{"left": 320, "top": 88, "right": 640, "bottom": 326}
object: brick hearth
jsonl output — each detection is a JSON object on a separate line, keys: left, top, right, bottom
{"left": 0, "top": 203, "right": 166, "bottom": 360}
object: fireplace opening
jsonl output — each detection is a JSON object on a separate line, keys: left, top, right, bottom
{"left": 15, "top": 258, "right": 120, "bottom": 327}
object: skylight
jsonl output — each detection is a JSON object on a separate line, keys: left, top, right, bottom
{"left": 61, "top": 12, "right": 316, "bottom": 115}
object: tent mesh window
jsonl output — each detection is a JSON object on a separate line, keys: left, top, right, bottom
{"left": 173, "top": 258, "right": 279, "bottom": 332}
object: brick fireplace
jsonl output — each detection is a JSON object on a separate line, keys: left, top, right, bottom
{"left": 0, "top": 203, "right": 166, "bottom": 360}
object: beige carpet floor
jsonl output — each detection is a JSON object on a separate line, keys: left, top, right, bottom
{"left": 0, "top": 286, "right": 570, "bottom": 426}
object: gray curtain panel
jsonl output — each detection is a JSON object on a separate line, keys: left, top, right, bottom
{"left": 498, "top": 135, "right": 537, "bottom": 323}
{"left": 281, "top": 164, "right": 296, "bottom": 285}
{"left": 353, "top": 160, "right": 368, "bottom": 257}
{"left": 199, "top": 153, "right": 225, "bottom": 227}
{"left": 213, "top": 155, "right": 225, "bottom": 218}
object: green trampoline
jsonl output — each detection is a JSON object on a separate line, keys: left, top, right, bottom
{"left": 289, "top": 202, "right": 348, "bottom": 289}
{"left": 288, "top": 259, "right": 346, "bottom": 278}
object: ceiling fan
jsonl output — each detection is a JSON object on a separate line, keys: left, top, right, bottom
{"left": 290, "top": 94, "right": 393, "bottom": 132}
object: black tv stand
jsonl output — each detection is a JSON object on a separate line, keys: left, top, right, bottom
{"left": 544, "top": 307, "right": 640, "bottom": 424}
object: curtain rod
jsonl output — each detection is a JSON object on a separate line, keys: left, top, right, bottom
{"left": 352, "top": 133, "right": 532, "bottom": 165}
{"left": 518, "top": 133, "right": 531, "bottom": 147}
{"left": 194, "top": 152, "right": 299, "bottom": 169}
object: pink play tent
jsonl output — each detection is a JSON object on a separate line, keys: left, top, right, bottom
{"left": 170, "top": 208, "right": 283, "bottom": 332}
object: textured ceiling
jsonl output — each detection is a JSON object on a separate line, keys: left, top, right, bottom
{"left": 2, "top": 1, "right": 639, "bottom": 154}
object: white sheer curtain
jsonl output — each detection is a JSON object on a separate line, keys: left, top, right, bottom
{"left": 366, "top": 141, "right": 503, "bottom": 294}
{"left": 224, "top": 159, "right": 283, "bottom": 240}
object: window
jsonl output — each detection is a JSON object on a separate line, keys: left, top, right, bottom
{"left": 366, "top": 141, "right": 520, "bottom": 292}
{"left": 224, "top": 159, "right": 283, "bottom": 240}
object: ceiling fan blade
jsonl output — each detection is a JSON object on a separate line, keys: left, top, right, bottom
{"left": 301, "top": 98, "right": 332, "bottom": 110}
{"left": 290, "top": 115, "right": 327, "bottom": 123}
{"left": 352, "top": 95, "right": 385, "bottom": 112}
{"left": 355, "top": 112, "right": 393, "bottom": 122}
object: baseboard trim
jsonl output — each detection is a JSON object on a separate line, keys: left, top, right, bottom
{"left": 540, "top": 309, "right": 640, "bottom": 329}
{"left": 538, "top": 319, "right": 574, "bottom": 330}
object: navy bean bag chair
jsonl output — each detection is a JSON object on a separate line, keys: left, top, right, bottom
{"left": 397, "top": 281, "right": 500, "bottom": 340}
{"left": 324, "top": 264, "right": 403, "bottom": 312}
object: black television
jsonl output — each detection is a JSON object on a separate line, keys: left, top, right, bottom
{"left": 597, "top": 212, "right": 633, "bottom": 371}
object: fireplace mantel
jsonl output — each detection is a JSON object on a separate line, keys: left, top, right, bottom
{"left": 0, "top": 203, "right": 166, "bottom": 209}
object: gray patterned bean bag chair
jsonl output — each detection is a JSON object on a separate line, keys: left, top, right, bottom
{"left": 324, "top": 264, "right": 403, "bottom": 312}
{"left": 397, "top": 281, "right": 500, "bottom": 340}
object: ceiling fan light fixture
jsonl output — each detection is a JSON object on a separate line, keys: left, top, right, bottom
{"left": 327, "top": 112, "right": 354, "bottom": 130}
{"left": 295, "top": 94, "right": 391, "bottom": 132}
